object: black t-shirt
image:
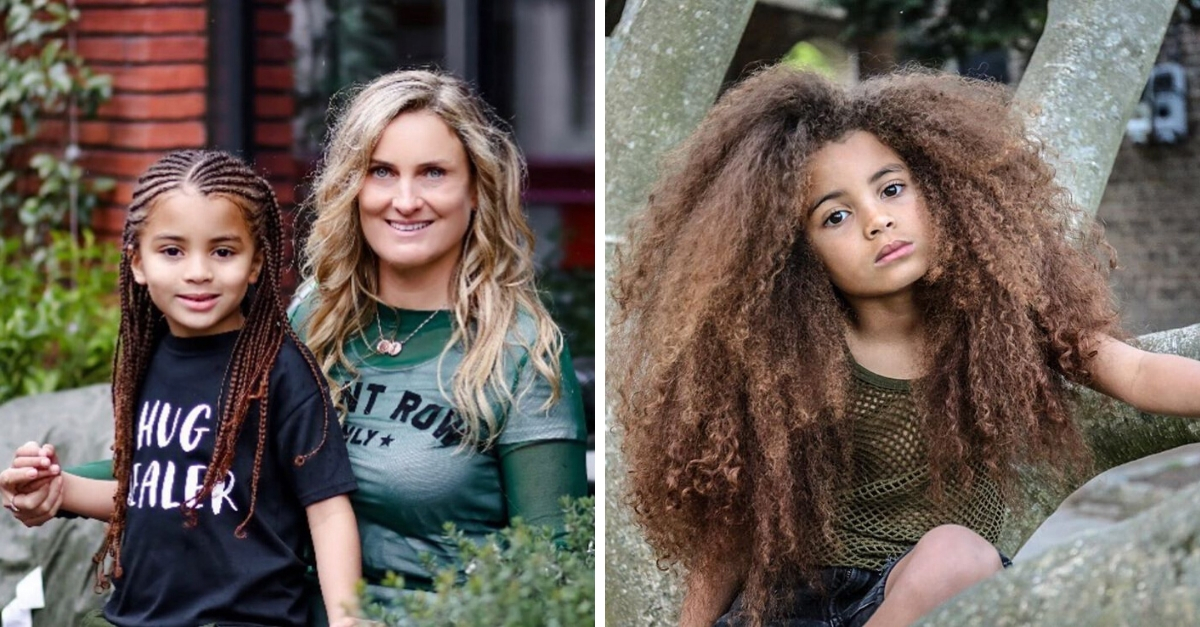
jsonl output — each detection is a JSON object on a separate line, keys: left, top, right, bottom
{"left": 104, "top": 331, "right": 357, "bottom": 627}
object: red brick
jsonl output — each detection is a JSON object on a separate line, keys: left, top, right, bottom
{"left": 80, "top": 121, "right": 205, "bottom": 150}
{"left": 255, "top": 150, "right": 298, "bottom": 179}
{"left": 272, "top": 181, "right": 295, "bottom": 205}
{"left": 33, "top": 120, "right": 66, "bottom": 142}
{"left": 255, "top": 36, "right": 293, "bottom": 62}
{"left": 92, "top": 205, "right": 129, "bottom": 237}
{"left": 77, "top": 9, "right": 206, "bottom": 34}
{"left": 76, "top": 35, "right": 207, "bottom": 63}
{"left": 80, "top": 150, "right": 163, "bottom": 179}
{"left": 97, "top": 93, "right": 206, "bottom": 121}
{"left": 93, "top": 64, "right": 206, "bottom": 92}
{"left": 254, "top": 122, "right": 292, "bottom": 148}
{"left": 254, "top": 65, "right": 293, "bottom": 91}
{"left": 113, "top": 180, "right": 138, "bottom": 205}
{"left": 255, "top": 7, "right": 291, "bottom": 35}
{"left": 254, "top": 94, "right": 294, "bottom": 119}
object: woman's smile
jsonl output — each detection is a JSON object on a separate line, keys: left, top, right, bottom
{"left": 386, "top": 219, "right": 433, "bottom": 234}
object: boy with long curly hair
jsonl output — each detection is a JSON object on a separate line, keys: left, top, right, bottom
{"left": 611, "top": 67, "right": 1200, "bottom": 627}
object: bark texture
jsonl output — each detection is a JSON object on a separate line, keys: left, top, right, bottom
{"left": 604, "top": 1, "right": 756, "bottom": 624}
{"left": 1015, "top": 0, "right": 1176, "bottom": 217}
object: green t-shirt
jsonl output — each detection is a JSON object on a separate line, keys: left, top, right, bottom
{"left": 289, "top": 292, "right": 588, "bottom": 596}
{"left": 826, "top": 360, "right": 1006, "bottom": 570}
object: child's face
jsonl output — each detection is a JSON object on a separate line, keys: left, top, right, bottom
{"left": 357, "top": 109, "right": 475, "bottom": 295}
{"left": 130, "top": 191, "right": 263, "bottom": 337}
{"left": 803, "top": 131, "right": 931, "bottom": 303}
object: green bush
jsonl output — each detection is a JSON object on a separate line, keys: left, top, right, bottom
{"left": 0, "top": 230, "right": 120, "bottom": 402}
{"left": 365, "top": 496, "right": 596, "bottom": 627}
{"left": 0, "top": 0, "right": 119, "bottom": 404}
{"left": 1, "top": 0, "right": 114, "bottom": 242}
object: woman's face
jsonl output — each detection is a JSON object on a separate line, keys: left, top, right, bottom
{"left": 802, "top": 131, "right": 932, "bottom": 303}
{"left": 357, "top": 109, "right": 475, "bottom": 293}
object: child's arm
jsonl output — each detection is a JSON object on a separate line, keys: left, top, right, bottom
{"left": 58, "top": 474, "right": 117, "bottom": 522}
{"left": 1089, "top": 334, "right": 1200, "bottom": 417}
{"left": 307, "top": 494, "right": 362, "bottom": 627}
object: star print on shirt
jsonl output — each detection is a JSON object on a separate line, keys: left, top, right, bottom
{"left": 379, "top": 434, "right": 395, "bottom": 447}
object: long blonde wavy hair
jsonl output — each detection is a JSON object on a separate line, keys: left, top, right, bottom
{"left": 302, "top": 69, "right": 562, "bottom": 447}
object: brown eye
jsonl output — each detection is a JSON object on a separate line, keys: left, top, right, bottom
{"left": 823, "top": 210, "right": 849, "bottom": 227}
{"left": 882, "top": 183, "right": 904, "bottom": 198}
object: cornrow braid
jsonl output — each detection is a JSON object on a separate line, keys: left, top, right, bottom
{"left": 93, "top": 150, "right": 333, "bottom": 589}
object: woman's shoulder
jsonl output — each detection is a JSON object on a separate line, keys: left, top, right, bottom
{"left": 505, "top": 308, "right": 544, "bottom": 346}
{"left": 506, "top": 307, "right": 570, "bottom": 352}
{"left": 286, "top": 280, "right": 319, "bottom": 339}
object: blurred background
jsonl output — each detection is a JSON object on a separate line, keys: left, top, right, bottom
{"left": 0, "top": 0, "right": 595, "bottom": 485}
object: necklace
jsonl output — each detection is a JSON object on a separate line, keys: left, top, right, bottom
{"left": 375, "top": 308, "right": 441, "bottom": 356}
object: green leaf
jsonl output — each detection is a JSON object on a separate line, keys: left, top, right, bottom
{"left": 39, "top": 38, "right": 63, "bottom": 65}
{"left": 91, "top": 177, "right": 116, "bottom": 193}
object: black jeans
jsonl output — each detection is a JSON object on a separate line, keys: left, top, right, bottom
{"left": 713, "top": 549, "right": 1013, "bottom": 627}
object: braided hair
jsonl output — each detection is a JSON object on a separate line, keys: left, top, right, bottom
{"left": 93, "top": 150, "right": 331, "bottom": 589}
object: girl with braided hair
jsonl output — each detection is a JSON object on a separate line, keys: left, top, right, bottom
{"left": 2, "top": 150, "right": 363, "bottom": 627}
{"left": 610, "top": 66, "right": 1200, "bottom": 627}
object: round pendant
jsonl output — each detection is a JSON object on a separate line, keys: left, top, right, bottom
{"left": 376, "top": 339, "right": 402, "bottom": 356}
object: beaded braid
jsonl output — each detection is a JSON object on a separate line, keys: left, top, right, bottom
{"left": 93, "top": 150, "right": 333, "bottom": 590}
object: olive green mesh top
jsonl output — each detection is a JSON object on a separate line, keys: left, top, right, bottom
{"left": 824, "top": 361, "right": 1006, "bottom": 570}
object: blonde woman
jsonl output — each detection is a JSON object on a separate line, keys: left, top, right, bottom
{"left": 290, "top": 69, "right": 588, "bottom": 620}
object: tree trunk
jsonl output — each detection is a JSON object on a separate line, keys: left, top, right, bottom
{"left": 604, "top": 2, "right": 756, "bottom": 624}
{"left": 1014, "top": 0, "right": 1175, "bottom": 218}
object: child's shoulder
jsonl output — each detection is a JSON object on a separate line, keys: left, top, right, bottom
{"left": 268, "top": 333, "right": 329, "bottom": 407}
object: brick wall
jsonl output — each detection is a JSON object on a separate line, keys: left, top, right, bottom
{"left": 66, "top": 1, "right": 299, "bottom": 287}
{"left": 252, "top": 1, "right": 300, "bottom": 290}
{"left": 71, "top": 1, "right": 209, "bottom": 239}
{"left": 66, "top": 3, "right": 297, "bottom": 224}
{"left": 1096, "top": 22, "right": 1200, "bottom": 335}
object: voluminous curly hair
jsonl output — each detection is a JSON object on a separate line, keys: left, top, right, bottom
{"left": 610, "top": 66, "right": 1122, "bottom": 625}
{"left": 302, "top": 69, "right": 562, "bottom": 447}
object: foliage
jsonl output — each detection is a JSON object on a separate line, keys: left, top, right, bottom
{"left": 0, "top": 0, "right": 119, "bottom": 403}
{"left": 365, "top": 496, "right": 596, "bottom": 627}
{"left": 781, "top": 41, "right": 836, "bottom": 76}
{"left": 539, "top": 265, "right": 595, "bottom": 357}
{"left": 1, "top": 0, "right": 114, "bottom": 241}
{"left": 826, "top": 0, "right": 1197, "bottom": 69}
{"left": 0, "top": 230, "right": 120, "bottom": 402}
{"left": 823, "top": 0, "right": 1047, "bottom": 64}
